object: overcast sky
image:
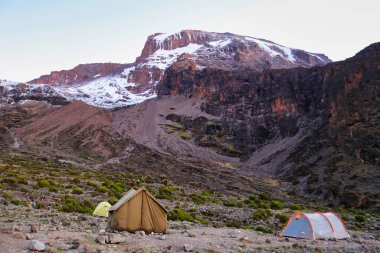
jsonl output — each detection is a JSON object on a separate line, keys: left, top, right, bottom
{"left": 1, "top": 0, "right": 379, "bottom": 82}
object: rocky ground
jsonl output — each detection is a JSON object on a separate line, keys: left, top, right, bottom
{"left": 0, "top": 204, "right": 379, "bottom": 253}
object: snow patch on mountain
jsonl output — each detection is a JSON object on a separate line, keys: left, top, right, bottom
{"left": 142, "top": 43, "right": 203, "bottom": 70}
{"left": 208, "top": 39, "right": 232, "bottom": 48}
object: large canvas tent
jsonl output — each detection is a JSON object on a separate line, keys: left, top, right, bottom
{"left": 280, "top": 212, "right": 350, "bottom": 240}
{"left": 108, "top": 187, "right": 168, "bottom": 233}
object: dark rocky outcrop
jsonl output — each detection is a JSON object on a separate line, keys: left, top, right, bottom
{"left": 156, "top": 43, "right": 380, "bottom": 206}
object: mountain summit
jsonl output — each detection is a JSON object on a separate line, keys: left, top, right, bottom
{"left": 9, "top": 30, "right": 331, "bottom": 108}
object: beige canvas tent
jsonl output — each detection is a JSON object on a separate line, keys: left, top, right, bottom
{"left": 108, "top": 187, "right": 168, "bottom": 233}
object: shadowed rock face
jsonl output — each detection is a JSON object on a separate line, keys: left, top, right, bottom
{"left": 157, "top": 43, "right": 380, "bottom": 205}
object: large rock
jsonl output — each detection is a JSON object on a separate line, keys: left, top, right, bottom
{"left": 28, "top": 240, "right": 46, "bottom": 252}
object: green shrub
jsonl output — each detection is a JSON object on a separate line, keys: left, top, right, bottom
{"left": 223, "top": 200, "right": 243, "bottom": 208}
{"left": 258, "top": 201, "right": 270, "bottom": 209}
{"left": 255, "top": 225, "right": 274, "bottom": 234}
{"left": 275, "top": 213, "right": 289, "bottom": 223}
{"left": 156, "top": 186, "right": 175, "bottom": 200}
{"left": 196, "top": 217, "right": 209, "bottom": 225}
{"left": 270, "top": 200, "right": 284, "bottom": 210}
{"left": 108, "top": 197, "right": 119, "bottom": 205}
{"left": 72, "top": 177, "right": 81, "bottom": 184}
{"left": 252, "top": 209, "right": 272, "bottom": 220}
{"left": 11, "top": 199, "right": 24, "bottom": 205}
{"left": 72, "top": 187, "right": 83, "bottom": 194}
{"left": 17, "top": 176, "right": 28, "bottom": 185}
{"left": 225, "top": 219, "right": 242, "bottom": 228}
{"left": 48, "top": 186, "right": 59, "bottom": 193}
{"left": 168, "top": 208, "right": 194, "bottom": 221}
{"left": 2, "top": 193, "right": 12, "bottom": 200}
{"left": 109, "top": 182, "right": 124, "bottom": 193}
{"left": 290, "top": 204, "right": 303, "bottom": 210}
{"left": 1, "top": 178, "right": 17, "bottom": 187}
{"left": 354, "top": 214, "right": 366, "bottom": 222}
{"left": 96, "top": 185, "right": 110, "bottom": 193}
{"left": 248, "top": 195, "right": 258, "bottom": 201}
{"left": 259, "top": 192, "right": 270, "bottom": 200}
{"left": 58, "top": 195, "right": 94, "bottom": 214}
{"left": 37, "top": 179, "right": 51, "bottom": 188}
{"left": 87, "top": 180, "right": 97, "bottom": 187}
{"left": 191, "top": 194, "right": 206, "bottom": 205}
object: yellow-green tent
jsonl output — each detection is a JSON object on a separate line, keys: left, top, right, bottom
{"left": 93, "top": 201, "right": 111, "bottom": 217}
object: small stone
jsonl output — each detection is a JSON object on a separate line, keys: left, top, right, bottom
{"left": 98, "top": 229, "right": 106, "bottom": 235}
{"left": 25, "top": 233, "right": 34, "bottom": 240}
{"left": 187, "top": 231, "right": 197, "bottom": 237}
{"left": 120, "top": 231, "right": 129, "bottom": 237}
{"left": 285, "top": 238, "right": 290, "bottom": 242}
{"left": 159, "top": 235, "right": 166, "bottom": 240}
{"left": 107, "top": 233, "right": 126, "bottom": 244}
{"left": 95, "top": 236, "right": 107, "bottom": 245}
{"left": 28, "top": 240, "right": 46, "bottom": 252}
{"left": 13, "top": 232, "right": 26, "bottom": 240}
{"left": 183, "top": 244, "right": 193, "bottom": 252}
{"left": 70, "top": 239, "right": 81, "bottom": 249}
{"left": 12, "top": 224, "right": 21, "bottom": 232}
{"left": 30, "top": 224, "right": 38, "bottom": 233}
{"left": 135, "top": 230, "right": 145, "bottom": 236}
{"left": 265, "top": 239, "right": 272, "bottom": 244}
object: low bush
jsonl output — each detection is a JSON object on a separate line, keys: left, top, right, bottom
{"left": 72, "top": 187, "right": 83, "bottom": 194}
{"left": 255, "top": 225, "right": 274, "bottom": 234}
{"left": 223, "top": 200, "right": 243, "bottom": 208}
{"left": 258, "top": 201, "right": 270, "bottom": 209}
{"left": 290, "top": 204, "right": 303, "bottom": 210}
{"left": 252, "top": 209, "right": 272, "bottom": 220}
{"left": 225, "top": 219, "right": 242, "bottom": 228}
{"left": 270, "top": 200, "right": 284, "bottom": 210}
{"left": 259, "top": 192, "right": 270, "bottom": 201}
{"left": 275, "top": 213, "right": 289, "bottom": 223}
{"left": 96, "top": 185, "right": 110, "bottom": 193}
{"left": 168, "top": 208, "right": 195, "bottom": 222}
{"left": 354, "top": 214, "right": 366, "bottom": 222}
{"left": 156, "top": 186, "right": 175, "bottom": 200}
{"left": 10, "top": 199, "right": 24, "bottom": 206}
{"left": 36, "top": 179, "right": 51, "bottom": 188}
{"left": 58, "top": 195, "right": 94, "bottom": 214}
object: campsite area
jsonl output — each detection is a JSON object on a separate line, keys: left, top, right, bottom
{"left": 1, "top": 204, "right": 380, "bottom": 253}
{"left": 0, "top": 154, "right": 379, "bottom": 253}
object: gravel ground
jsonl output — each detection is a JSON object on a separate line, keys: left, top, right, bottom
{"left": 0, "top": 205, "right": 379, "bottom": 253}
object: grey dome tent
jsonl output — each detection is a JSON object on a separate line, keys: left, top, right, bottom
{"left": 280, "top": 212, "right": 350, "bottom": 240}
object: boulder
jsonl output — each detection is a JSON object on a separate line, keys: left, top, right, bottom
{"left": 28, "top": 240, "right": 46, "bottom": 252}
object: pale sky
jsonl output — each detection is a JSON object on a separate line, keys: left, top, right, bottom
{"left": 0, "top": 0, "right": 379, "bottom": 82}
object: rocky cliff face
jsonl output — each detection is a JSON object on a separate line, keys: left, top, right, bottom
{"left": 29, "top": 63, "right": 129, "bottom": 86}
{"left": 156, "top": 43, "right": 380, "bottom": 206}
{"left": 18, "top": 30, "right": 331, "bottom": 108}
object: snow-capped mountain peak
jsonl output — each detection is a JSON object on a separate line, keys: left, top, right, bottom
{"left": 4, "top": 30, "right": 332, "bottom": 109}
